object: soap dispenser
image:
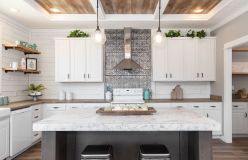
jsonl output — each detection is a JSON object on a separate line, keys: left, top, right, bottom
{"left": 143, "top": 89, "right": 152, "bottom": 100}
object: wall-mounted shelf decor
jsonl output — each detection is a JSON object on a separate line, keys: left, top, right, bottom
{"left": 2, "top": 44, "right": 41, "bottom": 55}
{"left": 233, "top": 48, "right": 248, "bottom": 52}
{"left": 232, "top": 72, "right": 248, "bottom": 75}
{"left": 2, "top": 68, "right": 40, "bottom": 74}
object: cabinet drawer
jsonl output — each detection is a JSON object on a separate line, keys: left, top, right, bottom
{"left": 32, "top": 113, "right": 41, "bottom": 122}
{"left": 45, "top": 104, "right": 66, "bottom": 111}
{"left": 66, "top": 104, "right": 83, "bottom": 110}
{"left": 232, "top": 103, "right": 247, "bottom": 111}
{"left": 32, "top": 131, "right": 41, "bottom": 143}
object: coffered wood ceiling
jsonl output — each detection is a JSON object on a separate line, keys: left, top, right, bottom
{"left": 99, "top": 0, "right": 159, "bottom": 14}
{"left": 164, "top": 0, "right": 222, "bottom": 14}
{"left": 35, "top": 0, "right": 95, "bottom": 14}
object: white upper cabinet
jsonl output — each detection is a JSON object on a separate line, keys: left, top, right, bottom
{"left": 86, "top": 39, "right": 103, "bottom": 82}
{"left": 152, "top": 37, "right": 216, "bottom": 82}
{"left": 55, "top": 39, "right": 70, "bottom": 82}
{"left": 166, "top": 39, "right": 183, "bottom": 81}
{"left": 196, "top": 38, "right": 216, "bottom": 81}
{"left": 55, "top": 38, "right": 103, "bottom": 82}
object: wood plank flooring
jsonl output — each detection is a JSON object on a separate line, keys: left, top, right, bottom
{"left": 14, "top": 138, "right": 248, "bottom": 160}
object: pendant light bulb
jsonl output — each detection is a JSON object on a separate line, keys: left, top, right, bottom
{"left": 155, "top": 30, "right": 163, "bottom": 43}
{"left": 94, "top": 0, "right": 106, "bottom": 44}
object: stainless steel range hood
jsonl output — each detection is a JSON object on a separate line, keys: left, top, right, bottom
{"left": 113, "top": 28, "right": 142, "bottom": 70}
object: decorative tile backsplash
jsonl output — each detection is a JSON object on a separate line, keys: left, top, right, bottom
{"left": 104, "top": 29, "right": 151, "bottom": 90}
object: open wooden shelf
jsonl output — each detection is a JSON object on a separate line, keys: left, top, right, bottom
{"left": 233, "top": 48, "right": 248, "bottom": 52}
{"left": 3, "top": 44, "right": 41, "bottom": 55}
{"left": 232, "top": 72, "right": 248, "bottom": 75}
{"left": 2, "top": 68, "right": 40, "bottom": 74}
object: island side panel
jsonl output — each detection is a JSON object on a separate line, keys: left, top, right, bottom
{"left": 188, "top": 131, "right": 213, "bottom": 160}
{"left": 42, "top": 132, "right": 67, "bottom": 160}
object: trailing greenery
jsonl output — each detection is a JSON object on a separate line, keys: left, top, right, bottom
{"left": 165, "top": 30, "right": 181, "bottom": 38}
{"left": 26, "top": 84, "right": 46, "bottom": 93}
{"left": 67, "top": 29, "right": 90, "bottom": 38}
{"left": 186, "top": 30, "right": 196, "bottom": 38}
{"left": 196, "top": 30, "right": 207, "bottom": 39}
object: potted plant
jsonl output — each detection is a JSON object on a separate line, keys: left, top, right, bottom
{"left": 26, "top": 84, "right": 46, "bottom": 101}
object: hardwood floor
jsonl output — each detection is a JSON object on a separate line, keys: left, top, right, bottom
{"left": 14, "top": 138, "right": 248, "bottom": 160}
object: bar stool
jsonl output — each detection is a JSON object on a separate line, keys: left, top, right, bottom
{"left": 81, "top": 145, "right": 113, "bottom": 160}
{"left": 139, "top": 144, "right": 170, "bottom": 160}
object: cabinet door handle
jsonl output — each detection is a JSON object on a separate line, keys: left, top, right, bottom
{"left": 67, "top": 74, "right": 70, "bottom": 79}
{"left": 35, "top": 109, "right": 39, "bottom": 111}
{"left": 170, "top": 74, "right": 172, "bottom": 78}
{"left": 53, "top": 107, "right": 59, "bottom": 109}
{"left": 84, "top": 74, "right": 86, "bottom": 79}
{"left": 202, "top": 73, "right": 204, "bottom": 78}
{"left": 34, "top": 116, "right": 39, "bottom": 119}
{"left": 233, "top": 105, "right": 239, "bottom": 108}
{"left": 193, "top": 106, "right": 199, "bottom": 108}
{"left": 166, "top": 74, "right": 168, "bottom": 78}
{"left": 210, "top": 106, "right": 216, "bottom": 108}
{"left": 197, "top": 73, "right": 199, "bottom": 78}
{"left": 207, "top": 113, "right": 209, "bottom": 118}
{"left": 245, "top": 113, "right": 248, "bottom": 118}
{"left": 88, "top": 74, "right": 90, "bottom": 78}
{"left": 71, "top": 107, "right": 78, "bottom": 109}
{"left": 34, "top": 133, "right": 39, "bottom": 137}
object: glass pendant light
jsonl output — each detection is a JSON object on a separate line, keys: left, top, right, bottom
{"left": 94, "top": 0, "right": 106, "bottom": 44}
{"left": 154, "top": 0, "right": 163, "bottom": 44}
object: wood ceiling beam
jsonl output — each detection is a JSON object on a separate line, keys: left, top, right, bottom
{"left": 90, "top": 0, "right": 105, "bottom": 19}
{"left": 154, "top": 0, "right": 169, "bottom": 19}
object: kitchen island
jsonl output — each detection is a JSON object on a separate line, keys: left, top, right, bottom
{"left": 33, "top": 107, "right": 220, "bottom": 160}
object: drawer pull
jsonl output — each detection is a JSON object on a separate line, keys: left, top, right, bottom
{"left": 35, "top": 109, "right": 39, "bottom": 111}
{"left": 34, "top": 133, "right": 39, "bottom": 137}
{"left": 193, "top": 106, "right": 199, "bottom": 108}
{"left": 207, "top": 113, "right": 209, "bottom": 118}
{"left": 210, "top": 106, "right": 216, "bottom": 108}
{"left": 71, "top": 107, "right": 78, "bottom": 109}
{"left": 34, "top": 116, "right": 39, "bottom": 119}
{"left": 53, "top": 107, "right": 59, "bottom": 109}
{"left": 233, "top": 105, "right": 239, "bottom": 108}
{"left": 177, "top": 106, "right": 183, "bottom": 108}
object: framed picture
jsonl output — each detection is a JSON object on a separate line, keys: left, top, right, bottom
{"left": 26, "top": 58, "right": 37, "bottom": 71}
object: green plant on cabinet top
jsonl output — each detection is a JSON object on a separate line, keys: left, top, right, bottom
{"left": 67, "top": 29, "right": 90, "bottom": 38}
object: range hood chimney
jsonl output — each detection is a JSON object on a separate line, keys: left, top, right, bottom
{"left": 113, "top": 28, "right": 142, "bottom": 70}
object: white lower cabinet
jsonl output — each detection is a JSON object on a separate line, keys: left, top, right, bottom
{"left": 10, "top": 108, "right": 32, "bottom": 157}
{"left": 0, "top": 117, "right": 9, "bottom": 160}
{"left": 232, "top": 103, "right": 248, "bottom": 134}
{"left": 43, "top": 104, "right": 66, "bottom": 118}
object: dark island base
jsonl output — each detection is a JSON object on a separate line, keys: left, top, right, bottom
{"left": 42, "top": 131, "right": 212, "bottom": 160}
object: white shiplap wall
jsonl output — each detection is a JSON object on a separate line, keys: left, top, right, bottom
{"left": 29, "top": 29, "right": 105, "bottom": 99}
{"left": 152, "top": 82, "right": 210, "bottom": 99}
{"left": 0, "top": 14, "right": 30, "bottom": 102}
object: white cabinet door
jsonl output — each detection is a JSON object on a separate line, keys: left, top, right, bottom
{"left": 183, "top": 39, "right": 197, "bottom": 81}
{"left": 152, "top": 41, "right": 167, "bottom": 81}
{"left": 232, "top": 112, "right": 246, "bottom": 134}
{"left": 86, "top": 39, "right": 103, "bottom": 82}
{"left": 0, "top": 118, "right": 9, "bottom": 160}
{"left": 197, "top": 38, "right": 216, "bottom": 81}
{"left": 55, "top": 39, "right": 70, "bottom": 82}
{"left": 166, "top": 39, "right": 183, "bottom": 81}
{"left": 70, "top": 39, "right": 87, "bottom": 82}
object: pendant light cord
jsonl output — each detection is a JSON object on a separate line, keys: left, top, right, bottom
{"left": 158, "top": 0, "right": 161, "bottom": 32}
{"left": 96, "top": 0, "right": 99, "bottom": 30}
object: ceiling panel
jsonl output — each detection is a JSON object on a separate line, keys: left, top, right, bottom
{"left": 164, "top": 0, "right": 222, "bottom": 14}
{"left": 100, "top": 0, "right": 158, "bottom": 14}
{"left": 35, "top": 0, "right": 95, "bottom": 14}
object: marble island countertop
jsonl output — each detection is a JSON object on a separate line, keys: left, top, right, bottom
{"left": 33, "top": 108, "right": 221, "bottom": 132}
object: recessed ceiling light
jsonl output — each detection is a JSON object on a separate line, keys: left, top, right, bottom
{"left": 10, "top": 8, "right": 19, "bottom": 13}
{"left": 194, "top": 8, "right": 204, "bottom": 13}
{"left": 50, "top": 8, "right": 61, "bottom": 13}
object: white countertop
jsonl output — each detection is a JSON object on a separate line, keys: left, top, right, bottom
{"left": 33, "top": 108, "right": 221, "bottom": 132}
